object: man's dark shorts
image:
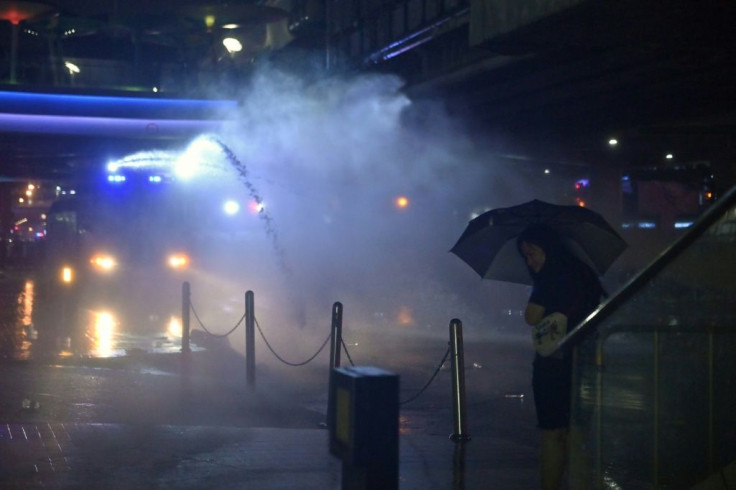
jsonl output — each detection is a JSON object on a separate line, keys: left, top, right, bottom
{"left": 532, "top": 354, "right": 572, "bottom": 430}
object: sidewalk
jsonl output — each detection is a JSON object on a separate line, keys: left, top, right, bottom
{"left": 0, "top": 344, "right": 540, "bottom": 489}
{"left": 0, "top": 423, "right": 538, "bottom": 489}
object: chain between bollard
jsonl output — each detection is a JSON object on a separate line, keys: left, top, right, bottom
{"left": 190, "top": 301, "right": 245, "bottom": 338}
{"left": 340, "top": 338, "right": 356, "bottom": 367}
{"left": 254, "top": 316, "right": 332, "bottom": 367}
{"left": 399, "top": 345, "right": 450, "bottom": 406}
{"left": 188, "top": 289, "right": 454, "bottom": 408}
{"left": 340, "top": 337, "right": 451, "bottom": 406}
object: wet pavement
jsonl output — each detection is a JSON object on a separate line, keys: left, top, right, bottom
{"left": 0, "top": 269, "right": 542, "bottom": 488}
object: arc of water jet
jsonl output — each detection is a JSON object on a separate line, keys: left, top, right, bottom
{"left": 209, "top": 136, "right": 292, "bottom": 277}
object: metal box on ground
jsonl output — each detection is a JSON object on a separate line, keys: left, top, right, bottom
{"left": 328, "top": 366, "right": 399, "bottom": 490}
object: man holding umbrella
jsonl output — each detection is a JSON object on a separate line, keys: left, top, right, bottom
{"left": 517, "top": 224, "right": 605, "bottom": 489}
{"left": 451, "top": 200, "right": 626, "bottom": 489}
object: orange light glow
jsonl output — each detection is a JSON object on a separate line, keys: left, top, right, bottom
{"left": 21, "top": 280, "right": 34, "bottom": 326}
{"left": 90, "top": 254, "right": 117, "bottom": 272}
{"left": 61, "top": 266, "right": 74, "bottom": 283}
{"left": 168, "top": 253, "right": 190, "bottom": 270}
{"left": 0, "top": 4, "right": 54, "bottom": 25}
{"left": 168, "top": 316, "right": 183, "bottom": 337}
{"left": 89, "top": 311, "right": 117, "bottom": 357}
{"left": 395, "top": 196, "right": 409, "bottom": 209}
{"left": 5, "top": 11, "right": 23, "bottom": 25}
{"left": 399, "top": 415, "right": 412, "bottom": 435}
{"left": 397, "top": 306, "right": 414, "bottom": 326}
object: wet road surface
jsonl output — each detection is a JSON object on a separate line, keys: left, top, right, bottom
{"left": 0, "top": 269, "right": 538, "bottom": 435}
{"left": 0, "top": 269, "right": 542, "bottom": 488}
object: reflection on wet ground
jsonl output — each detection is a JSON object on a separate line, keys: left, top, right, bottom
{"left": 0, "top": 268, "right": 547, "bottom": 488}
{"left": 1, "top": 267, "right": 541, "bottom": 445}
{"left": 0, "top": 275, "right": 35, "bottom": 360}
{"left": 0, "top": 271, "right": 186, "bottom": 361}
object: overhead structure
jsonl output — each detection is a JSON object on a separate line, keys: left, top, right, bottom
{"left": 181, "top": 3, "right": 288, "bottom": 31}
{"left": 0, "top": 0, "right": 55, "bottom": 82}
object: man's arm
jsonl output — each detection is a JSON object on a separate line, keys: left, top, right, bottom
{"left": 524, "top": 302, "right": 545, "bottom": 326}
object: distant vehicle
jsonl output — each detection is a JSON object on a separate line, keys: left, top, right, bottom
{"left": 40, "top": 154, "right": 259, "bottom": 344}
{"left": 621, "top": 162, "right": 717, "bottom": 231}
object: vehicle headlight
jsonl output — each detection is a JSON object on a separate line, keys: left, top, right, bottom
{"left": 167, "top": 253, "right": 190, "bottom": 270}
{"left": 60, "top": 266, "right": 75, "bottom": 284}
{"left": 90, "top": 253, "right": 118, "bottom": 272}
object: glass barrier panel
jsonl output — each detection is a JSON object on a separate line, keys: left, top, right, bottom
{"left": 569, "top": 202, "right": 736, "bottom": 489}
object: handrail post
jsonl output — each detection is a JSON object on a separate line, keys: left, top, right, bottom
{"left": 245, "top": 290, "right": 255, "bottom": 390}
{"left": 326, "top": 302, "right": 343, "bottom": 430}
{"left": 449, "top": 318, "right": 471, "bottom": 442}
{"left": 181, "top": 281, "right": 191, "bottom": 353}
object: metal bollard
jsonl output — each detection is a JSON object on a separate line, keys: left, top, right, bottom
{"left": 245, "top": 290, "right": 255, "bottom": 389}
{"left": 181, "top": 282, "right": 191, "bottom": 353}
{"left": 326, "top": 302, "right": 343, "bottom": 430}
{"left": 449, "top": 318, "right": 471, "bottom": 442}
{"left": 452, "top": 438, "right": 467, "bottom": 489}
{"left": 330, "top": 302, "right": 343, "bottom": 370}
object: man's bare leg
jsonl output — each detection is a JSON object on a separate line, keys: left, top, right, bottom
{"left": 540, "top": 428, "right": 568, "bottom": 490}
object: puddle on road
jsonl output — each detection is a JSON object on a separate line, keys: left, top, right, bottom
{"left": 78, "top": 309, "right": 184, "bottom": 358}
{"left": 0, "top": 275, "right": 191, "bottom": 360}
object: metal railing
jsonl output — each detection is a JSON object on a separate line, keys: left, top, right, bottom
{"left": 557, "top": 185, "right": 736, "bottom": 489}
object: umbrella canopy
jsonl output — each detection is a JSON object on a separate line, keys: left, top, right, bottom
{"left": 450, "top": 199, "right": 627, "bottom": 285}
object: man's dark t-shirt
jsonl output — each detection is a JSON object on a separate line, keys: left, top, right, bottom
{"left": 527, "top": 258, "right": 601, "bottom": 430}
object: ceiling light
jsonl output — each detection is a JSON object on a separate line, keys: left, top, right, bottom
{"left": 223, "top": 37, "right": 242, "bottom": 53}
{"left": 64, "top": 61, "right": 80, "bottom": 74}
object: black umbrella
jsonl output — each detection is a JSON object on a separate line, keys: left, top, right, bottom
{"left": 450, "top": 199, "right": 627, "bottom": 285}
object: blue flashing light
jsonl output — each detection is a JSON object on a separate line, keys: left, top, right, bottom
{"left": 674, "top": 221, "right": 694, "bottom": 229}
{"left": 107, "top": 174, "right": 126, "bottom": 183}
{"left": 622, "top": 221, "right": 658, "bottom": 229}
{"left": 149, "top": 175, "right": 163, "bottom": 183}
{"left": 223, "top": 200, "right": 240, "bottom": 215}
